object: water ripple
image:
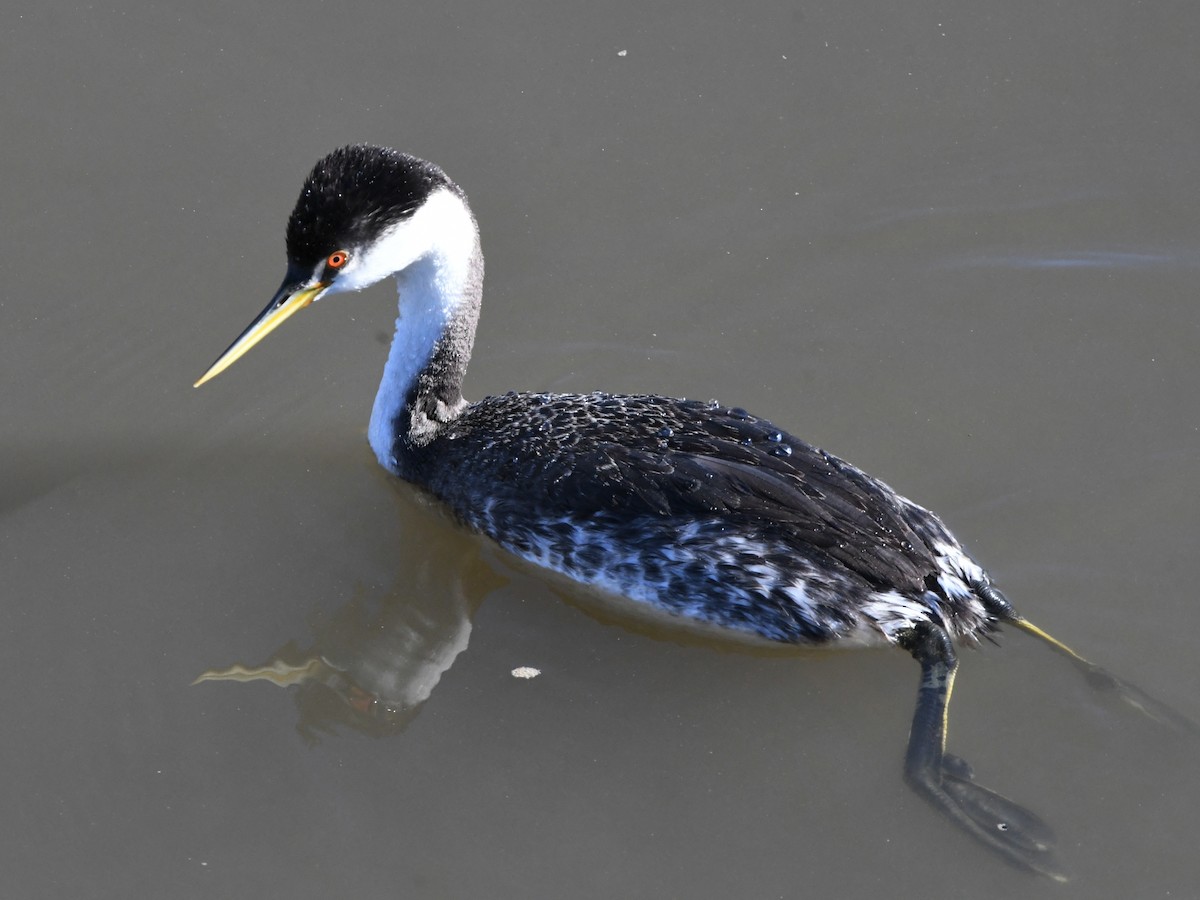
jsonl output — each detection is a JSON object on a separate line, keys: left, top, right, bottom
{"left": 942, "top": 249, "right": 1193, "bottom": 270}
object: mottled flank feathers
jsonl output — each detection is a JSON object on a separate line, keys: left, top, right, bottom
{"left": 401, "top": 392, "right": 992, "bottom": 645}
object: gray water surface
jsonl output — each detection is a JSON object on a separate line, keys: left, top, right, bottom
{"left": 4, "top": 2, "right": 1199, "bottom": 898}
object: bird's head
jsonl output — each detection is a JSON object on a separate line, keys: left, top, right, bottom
{"left": 194, "top": 145, "right": 463, "bottom": 387}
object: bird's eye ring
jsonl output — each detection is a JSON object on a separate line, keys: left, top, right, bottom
{"left": 327, "top": 250, "right": 349, "bottom": 269}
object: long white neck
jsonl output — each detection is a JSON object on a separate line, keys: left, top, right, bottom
{"left": 364, "top": 190, "right": 484, "bottom": 475}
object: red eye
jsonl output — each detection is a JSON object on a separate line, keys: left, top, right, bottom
{"left": 327, "top": 250, "right": 349, "bottom": 269}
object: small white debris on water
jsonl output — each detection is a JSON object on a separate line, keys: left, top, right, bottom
{"left": 617, "top": 49, "right": 627, "bottom": 57}
{"left": 511, "top": 666, "right": 541, "bottom": 679}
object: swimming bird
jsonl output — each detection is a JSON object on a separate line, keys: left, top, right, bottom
{"left": 195, "top": 144, "right": 1190, "bottom": 879}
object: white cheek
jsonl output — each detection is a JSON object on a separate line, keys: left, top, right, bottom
{"left": 335, "top": 229, "right": 420, "bottom": 293}
{"left": 325, "top": 188, "right": 473, "bottom": 296}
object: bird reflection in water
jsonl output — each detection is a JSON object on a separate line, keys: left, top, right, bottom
{"left": 193, "top": 489, "right": 505, "bottom": 743}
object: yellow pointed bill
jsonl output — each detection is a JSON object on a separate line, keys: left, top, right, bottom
{"left": 194, "top": 281, "right": 328, "bottom": 387}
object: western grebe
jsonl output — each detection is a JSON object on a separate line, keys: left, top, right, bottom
{"left": 195, "top": 144, "right": 1191, "bottom": 879}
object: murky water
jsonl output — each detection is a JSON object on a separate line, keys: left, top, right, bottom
{"left": 4, "top": 2, "right": 1199, "bottom": 897}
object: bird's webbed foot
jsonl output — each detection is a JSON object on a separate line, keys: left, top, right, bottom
{"left": 935, "top": 756, "right": 1063, "bottom": 878}
{"left": 900, "top": 623, "right": 1068, "bottom": 881}
{"left": 905, "top": 738, "right": 1066, "bottom": 880}
{"left": 939, "top": 752, "right": 973, "bottom": 781}
{"left": 1002, "top": 612, "right": 1200, "bottom": 735}
{"left": 1076, "top": 659, "right": 1199, "bottom": 734}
